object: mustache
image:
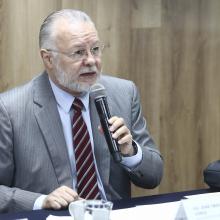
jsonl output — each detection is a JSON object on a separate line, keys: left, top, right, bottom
{"left": 79, "top": 66, "right": 98, "bottom": 74}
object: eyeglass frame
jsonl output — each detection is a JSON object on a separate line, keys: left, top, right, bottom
{"left": 45, "top": 42, "right": 105, "bottom": 61}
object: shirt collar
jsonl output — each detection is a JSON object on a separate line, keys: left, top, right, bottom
{"left": 49, "top": 78, "right": 90, "bottom": 113}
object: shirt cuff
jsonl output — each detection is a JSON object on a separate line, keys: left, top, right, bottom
{"left": 120, "top": 140, "right": 142, "bottom": 169}
{"left": 33, "top": 195, "right": 47, "bottom": 210}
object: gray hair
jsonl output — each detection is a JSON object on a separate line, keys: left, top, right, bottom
{"left": 39, "top": 9, "right": 95, "bottom": 49}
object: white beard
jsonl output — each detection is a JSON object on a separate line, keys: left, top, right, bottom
{"left": 53, "top": 62, "right": 100, "bottom": 93}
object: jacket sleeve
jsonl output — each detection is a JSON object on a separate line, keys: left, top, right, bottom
{"left": 126, "top": 82, "right": 163, "bottom": 189}
{"left": 0, "top": 98, "right": 41, "bottom": 213}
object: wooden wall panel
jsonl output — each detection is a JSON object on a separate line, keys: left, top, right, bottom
{"left": 1, "top": 0, "right": 220, "bottom": 198}
{"left": 159, "top": 0, "right": 220, "bottom": 193}
{"left": 0, "top": 0, "right": 61, "bottom": 90}
{"left": 129, "top": 28, "right": 162, "bottom": 196}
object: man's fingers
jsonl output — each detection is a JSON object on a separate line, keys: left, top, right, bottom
{"left": 43, "top": 186, "right": 79, "bottom": 210}
{"left": 108, "top": 117, "right": 124, "bottom": 132}
{"left": 107, "top": 116, "right": 134, "bottom": 155}
{"left": 59, "top": 186, "right": 78, "bottom": 201}
{"left": 50, "top": 200, "right": 62, "bottom": 210}
{"left": 43, "top": 195, "right": 63, "bottom": 209}
{"left": 112, "top": 125, "right": 129, "bottom": 139}
{"left": 53, "top": 194, "right": 69, "bottom": 207}
{"left": 62, "top": 186, "right": 79, "bottom": 199}
{"left": 118, "top": 133, "right": 132, "bottom": 145}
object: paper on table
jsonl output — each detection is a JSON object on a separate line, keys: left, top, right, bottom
{"left": 110, "top": 207, "right": 138, "bottom": 220}
{"left": 185, "top": 191, "right": 220, "bottom": 199}
{"left": 176, "top": 192, "right": 220, "bottom": 220}
{"left": 136, "top": 201, "right": 180, "bottom": 220}
{"left": 110, "top": 201, "right": 181, "bottom": 220}
{"left": 46, "top": 210, "right": 137, "bottom": 220}
{"left": 46, "top": 201, "right": 181, "bottom": 220}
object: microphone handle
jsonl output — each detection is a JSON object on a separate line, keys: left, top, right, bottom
{"left": 95, "top": 97, "right": 122, "bottom": 163}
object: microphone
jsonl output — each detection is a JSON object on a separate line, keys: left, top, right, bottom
{"left": 90, "top": 83, "right": 122, "bottom": 163}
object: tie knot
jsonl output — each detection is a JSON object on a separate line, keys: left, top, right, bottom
{"left": 72, "top": 98, "right": 84, "bottom": 112}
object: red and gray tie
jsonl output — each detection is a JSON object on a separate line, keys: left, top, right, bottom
{"left": 72, "top": 98, "right": 101, "bottom": 199}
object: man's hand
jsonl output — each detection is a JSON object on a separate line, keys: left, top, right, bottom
{"left": 42, "top": 186, "right": 79, "bottom": 210}
{"left": 108, "top": 116, "right": 134, "bottom": 156}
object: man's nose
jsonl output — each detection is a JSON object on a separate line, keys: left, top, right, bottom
{"left": 83, "top": 51, "right": 96, "bottom": 66}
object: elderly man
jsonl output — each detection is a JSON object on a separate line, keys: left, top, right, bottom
{"left": 0, "top": 9, "right": 163, "bottom": 213}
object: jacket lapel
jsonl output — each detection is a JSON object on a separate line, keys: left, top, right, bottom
{"left": 33, "top": 72, "right": 73, "bottom": 187}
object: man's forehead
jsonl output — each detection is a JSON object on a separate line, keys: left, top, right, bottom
{"left": 53, "top": 18, "right": 98, "bottom": 44}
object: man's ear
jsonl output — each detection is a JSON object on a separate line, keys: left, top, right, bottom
{"left": 40, "top": 49, "right": 53, "bottom": 69}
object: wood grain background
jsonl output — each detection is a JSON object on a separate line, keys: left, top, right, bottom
{"left": 1, "top": 0, "right": 220, "bottom": 197}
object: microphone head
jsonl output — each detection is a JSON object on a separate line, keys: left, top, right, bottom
{"left": 90, "top": 83, "right": 106, "bottom": 99}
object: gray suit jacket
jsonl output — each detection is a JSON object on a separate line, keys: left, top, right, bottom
{"left": 0, "top": 72, "right": 163, "bottom": 213}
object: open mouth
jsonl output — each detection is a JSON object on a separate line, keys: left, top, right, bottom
{"left": 80, "top": 72, "right": 97, "bottom": 78}
{"left": 80, "top": 71, "right": 96, "bottom": 76}
{"left": 79, "top": 72, "right": 97, "bottom": 82}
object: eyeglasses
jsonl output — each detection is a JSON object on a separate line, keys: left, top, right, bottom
{"left": 46, "top": 42, "right": 105, "bottom": 61}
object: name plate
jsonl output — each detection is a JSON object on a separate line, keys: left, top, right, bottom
{"left": 175, "top": 192, "right": 220, "bottom": 220}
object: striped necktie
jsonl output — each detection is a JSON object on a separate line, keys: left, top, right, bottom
{"left": 72, "top": 98, "right": 101, "bottom": 199}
